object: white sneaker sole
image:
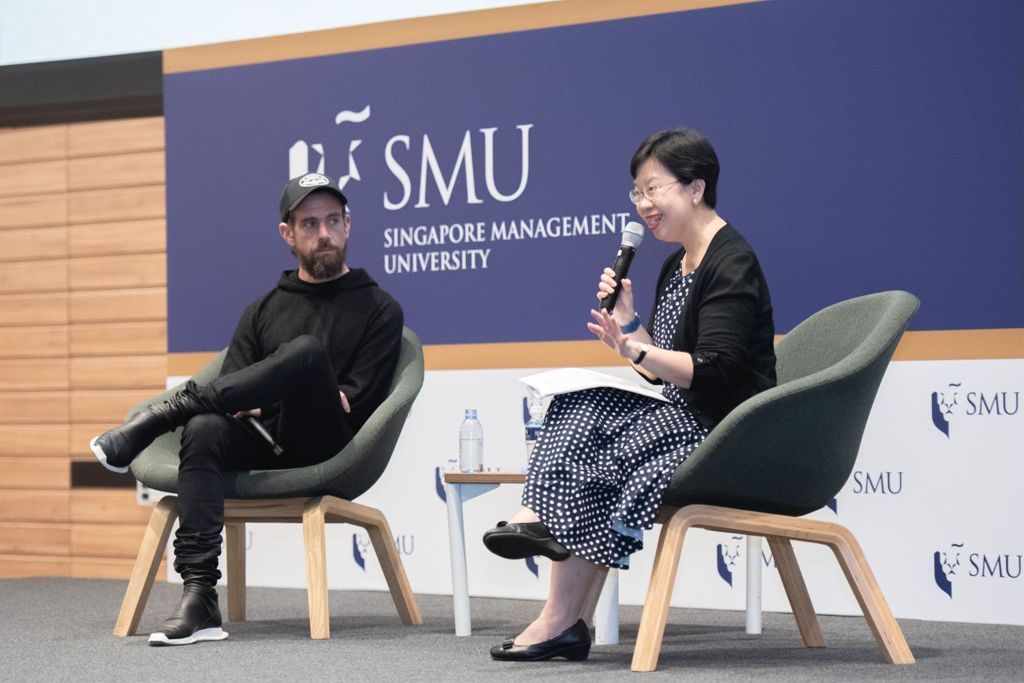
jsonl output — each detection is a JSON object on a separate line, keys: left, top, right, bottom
{"left": 148, "top": 627, "right": 228, "bottom": 646}
{"left": 89, "top": 436, "right": 129, "bottom": 474}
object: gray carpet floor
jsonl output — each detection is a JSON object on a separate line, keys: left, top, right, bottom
{"left": 2, "top": 578, "right": 1020, "bottom": 681}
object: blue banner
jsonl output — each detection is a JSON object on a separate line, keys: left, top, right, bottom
{"left": 165, "top": 0, "right": 1021, "bottom": 352}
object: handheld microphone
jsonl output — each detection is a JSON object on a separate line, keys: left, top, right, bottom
{"left": 600, "top": 221, "right": 645, "bottom": 311}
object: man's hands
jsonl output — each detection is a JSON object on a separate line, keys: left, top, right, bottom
{"left": 233, "top": 390, "right": 350, "bottom": 418}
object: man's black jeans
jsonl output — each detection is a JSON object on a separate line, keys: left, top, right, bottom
{"left": 173, "top": 335, "right": 352, "bottom": 586}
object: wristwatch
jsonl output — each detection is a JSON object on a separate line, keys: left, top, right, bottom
{"left": 634, "top": 343, "right": 649, "bottom": 365}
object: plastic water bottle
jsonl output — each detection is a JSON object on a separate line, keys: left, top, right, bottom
{"left": 524, "top": 396, "right": 545, "bottom": 461}
{"left": 459, "top": 409, "right": 483, "bottom": 472}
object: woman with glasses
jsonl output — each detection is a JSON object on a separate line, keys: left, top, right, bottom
{"left": 484, "top": 128, "right": 777, "bottom": 662}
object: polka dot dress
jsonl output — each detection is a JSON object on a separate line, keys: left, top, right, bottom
{"left": 522, "top": 267, "right": 708, "bottom": 568}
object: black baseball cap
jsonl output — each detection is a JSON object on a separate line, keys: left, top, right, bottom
{"left": 279, "top": 172, "right": 348, "bottom": 221}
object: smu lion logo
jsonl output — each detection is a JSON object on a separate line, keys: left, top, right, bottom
{"left": 933, "top": 543, "right": 963, "bottom": 598}
{"left": 352, "top": 533, "right": 371, "bottom": 571}
{"left": 931, "top": 383, "right": 960, "bottom": 437}
{"left": 931, "top": 382, "right": 1020, "bottom": 437}
{"left": 716, "top": 536, "right": 743, "bottom": 586}
{"left": 290, "top": 105, "right": 371, "bottom": 192}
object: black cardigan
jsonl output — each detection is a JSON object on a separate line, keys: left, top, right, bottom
{"left": 644, "top": 224, "right": 776, "bottom": 428}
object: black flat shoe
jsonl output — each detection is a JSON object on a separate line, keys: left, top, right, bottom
{"left": 482, "top": 521, "right": 570, "bottom": 561}
{"left": 490, "top": 619, "right": 591, "bottom": 661}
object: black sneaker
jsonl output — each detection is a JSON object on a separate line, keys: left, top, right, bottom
{"left": 90, "top": 380, "right": 206, "bottom": 473}
{"left": 148, "top": 584, "right": 228, "bottom": 646}
{"left": 89, "top": 410, "right": 164, "bottom": 474}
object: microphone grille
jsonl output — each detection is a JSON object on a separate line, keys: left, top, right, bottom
{"left": 621, "top": 221, "right": 645, "bottom": 249}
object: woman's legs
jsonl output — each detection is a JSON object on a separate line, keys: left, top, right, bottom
{"left": 506, "top": 506, "right": 540, "bottom": 524}
{"left": 514, "top": 554, "right": 602, "bottom": 645}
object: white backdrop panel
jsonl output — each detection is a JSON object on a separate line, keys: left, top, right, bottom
{"left": 167, "top": 358, "right": 1023, "bottom": 625}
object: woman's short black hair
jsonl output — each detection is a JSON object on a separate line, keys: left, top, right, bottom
{"left": 630, "top": 128, "right": 720, "bottom": 209}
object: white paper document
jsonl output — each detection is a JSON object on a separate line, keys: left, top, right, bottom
{"left": 519, "top": 367, "right": 671, "bottom": 403}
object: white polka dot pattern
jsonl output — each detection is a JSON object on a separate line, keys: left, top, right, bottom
{"left": 522, "top": 268, "right": 707, "bottom": 568}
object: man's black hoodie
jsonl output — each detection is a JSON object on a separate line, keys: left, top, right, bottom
{"left": 220, "top": 268, "right": 403, "bottom": 433}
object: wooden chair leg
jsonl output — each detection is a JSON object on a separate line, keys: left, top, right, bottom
{"left": 114, "top": 495, "right": 178, "bottom": 636}
{"left": 321, "top": 496, "right": 422, "bottom": 626}
{"left": 224, "top": 521, "right": 247, "bottom": 622}
{"left": 302, "top": 497, "right": 331, "bottom": 639}
{"left": 765, "top": 536, "right": 825, "bottom": 647}
{"left": 631, "top": 508, "right": 693, "bottom": 672}
{"left": 580, "top": 565, "right": 609, "bottom": 625}
{"left": 827, "top": 527, "right": 915, "bottom": 664}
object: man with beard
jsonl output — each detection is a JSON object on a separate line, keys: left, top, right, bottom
{"left": 89, "top": 172, "right": 403, "bottom": 646}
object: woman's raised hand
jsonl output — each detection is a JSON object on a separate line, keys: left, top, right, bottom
{"left": 587, "top": 308, "right": 633, "bottom": 358}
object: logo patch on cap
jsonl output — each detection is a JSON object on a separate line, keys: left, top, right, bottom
{"left": 298, "top": 173, "right": 331, "bottom": 188}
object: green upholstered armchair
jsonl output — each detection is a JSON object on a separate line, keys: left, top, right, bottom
{"left": 114, "top": 326, "right": 424, "bottom": 640}
{"left": 632, "top": 291, "right": 920, "bottom": 671}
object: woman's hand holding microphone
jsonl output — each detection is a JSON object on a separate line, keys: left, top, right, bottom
{"left": 588, "top": 267, "right": 646, "bottom": 362}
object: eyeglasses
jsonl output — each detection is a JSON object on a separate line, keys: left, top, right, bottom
{"left": 628, "top": 180, "right": 681, "bottom": 205}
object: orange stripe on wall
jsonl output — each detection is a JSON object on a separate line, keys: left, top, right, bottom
{"left": 890, "top": 328, "right": 1023, "bottom": 362}
{"left": 167, "top": 328, "right": 1024, "bottom": 376}
{"left": 163, "top": 0, "right": 764, "bottom": 74}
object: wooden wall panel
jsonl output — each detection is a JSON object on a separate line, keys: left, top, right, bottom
{"left": 0, "top": 490, "right": 69, "bottom": 522}
{"left": 70, "top": 321, "right": 166, "bottom": 355}
{"left": 0, "top": 325, "right": 68, "bottom": 358}
{"left": 70, "top": 287, "right": 166, "bottom": 323}
{"left": 0, "top": 425, "right": 69, "bottom": 455}
{"left": 69, "top": 423, "right": 113, "bottom": 458}
{"left": 71, "top": 523, "right": 149, "bottom": 559}
{"left": 70, "top": 355, "right": 166, "bottom": 389}
{"left": 0, "top": 292, "right": 68, "bottom": 326}
{"left": 0, "top": 124, "right": 66, "bottom": 164}
{"left": 71, "top": 556, "right": 167, "bottom": 581}
{"left": 0, "top": 259, "right": 69, "bottom": 294}
{"left": 0, "top": 194, "right": 67, "bottom": 228}
{"left": 69, "top": 253, "right": 166, "bottom": 290}
{"left": 0, "top": 393, "right": 69, "bottom": 424}
{"left": 69, "top": 219, "right": 165, "bottom": 257}
{"left": 0, "top": 358, "right": 69, "bottom": 391}
{"left": 0, "top": 457, "right": 69, "bottom": 489}
{"left": 0, "top": 118, "right": 168, "bottom": 579}
{"left": 70, "top": 321, "right": 166, "bottom": 356}
{"left": 67, "top": 117, "right": 163, "bottom": 158}
{"left": 0, "top": 554, "right": 71, "bottom": 578}
{"left": 68, "top": 185, "right": 165, "bottom": 224}
{"left": 0, "top": 226, "right": 69, "bottom": 262}
{"left": 0, "top": 121, "right": 72, "bottom": 575}
{"left": 0, "top": 159, "right": 67, "bottom": 198}
{"left": 68, "top": 151, "right": 165, "bottom": 190}
{"left": 71, "top": 489, "right": 154, "bottom": 524}
{"left": 0, "top": 522, "right": 69, "bottom": 556}
{"left": 71, "top": 389, "right": 157, "bottom": 423}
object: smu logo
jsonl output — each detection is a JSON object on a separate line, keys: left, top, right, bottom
{"left": 716, "top": 536, "right": 743, "bottom": 586}
{"left": 933, "top": 542, "right": 1022, "bottom": 598}
{"left": 933, "top": 543, "right": 963, "bottom": 598}
{"left": 715, "top": 536, "right": 776, "bottom": 587}
{"left": 351, "top": 531, "right": 415, "bottom": 571}
{"left": 930, "top": 382, "right": 1020, "bottom": 437}
{"left": 289, "top": 104, "right": 533, "bottom": 210}
{"left": 850, "top": 470, "right": 904, "bottom": 495}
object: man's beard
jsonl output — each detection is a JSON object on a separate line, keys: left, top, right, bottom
{"left": 300, "top": 242, "right": 346, "bottom": 280}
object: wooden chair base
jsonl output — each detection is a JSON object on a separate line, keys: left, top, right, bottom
{"left": 113, "top": 494, "right": 422, "bottom": 639}
{"left": 631, "top": 504, "right": 914, "bottom": 672}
